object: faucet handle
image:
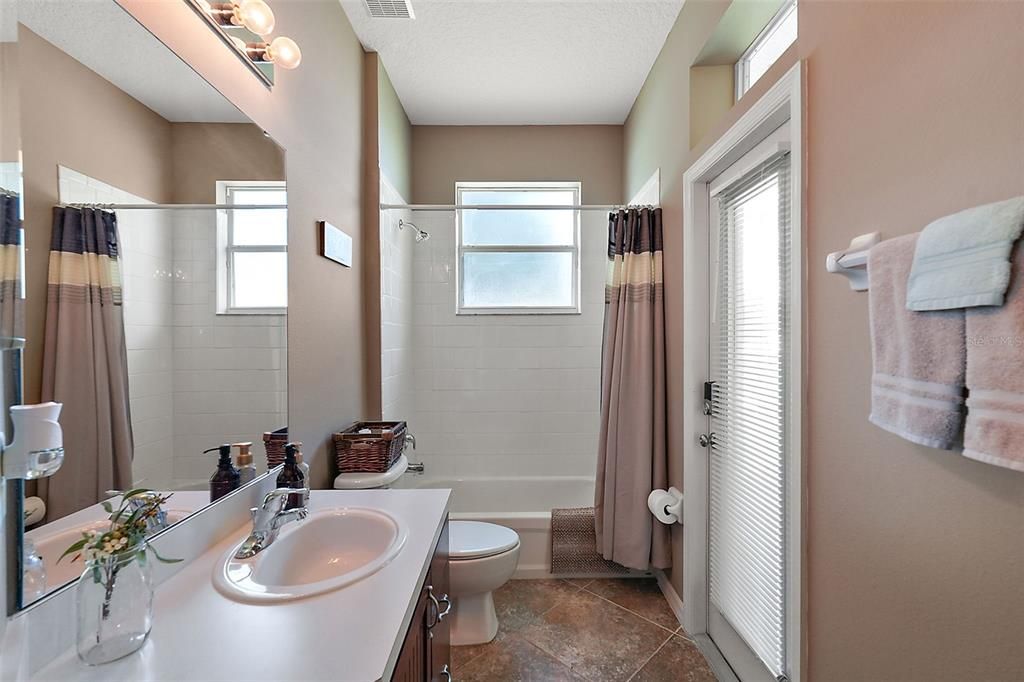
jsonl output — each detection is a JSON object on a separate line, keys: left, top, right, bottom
{"left": 262, "top": 487, "right": 309, "bottom": 509}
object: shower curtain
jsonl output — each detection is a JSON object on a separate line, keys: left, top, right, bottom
{"left": 595, "top": 207, "right": 671, "bottom": 571}
{"left": 38, "top": 207, "right": 133, "bottom": 521}
{"left": 0, "top": 192, "right": 24, "bottom": 340}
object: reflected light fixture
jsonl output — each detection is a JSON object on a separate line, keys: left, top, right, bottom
{"left": 236, "top": 0, "right": 275, "bottom": 35}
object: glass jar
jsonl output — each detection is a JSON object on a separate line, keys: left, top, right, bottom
{"left": 75, "top": 543, "right": 153, "bottom": 665}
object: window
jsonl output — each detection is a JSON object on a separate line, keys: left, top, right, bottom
{"left": 216, "top": 181, "right": 287, "bottom": 314}
{"left": 735, "top": 0, "right": 797, "bottom": 99}
{"left": 456, "top": 182, "right": 580, "bottom": 314}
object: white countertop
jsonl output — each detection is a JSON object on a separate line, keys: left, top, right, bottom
{"left": 33, "top": 489, "right": 451, "bottom": 682}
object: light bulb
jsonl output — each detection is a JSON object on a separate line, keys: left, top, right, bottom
{"left": 267, "top": 36, "right": 301, "bottom": 69}
{"left": 237, "top": 0, "right": 275, "bottom": 36}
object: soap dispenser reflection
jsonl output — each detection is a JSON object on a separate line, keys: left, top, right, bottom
{"left": 206, "top": 444, "right": 240, "bottom": 502}
{"left": 233, "top": 441, "right": 257, "bottom": 485}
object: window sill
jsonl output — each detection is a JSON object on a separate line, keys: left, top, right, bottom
{"left": 455, "top": 307, "right": 582, "bottom": 316}
{"left": 216, "top": 308, "right": 287, "bottom": 316}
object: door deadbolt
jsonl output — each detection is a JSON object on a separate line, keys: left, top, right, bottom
{"left": 699, "top": 433, "right": 713, "bottom": 448}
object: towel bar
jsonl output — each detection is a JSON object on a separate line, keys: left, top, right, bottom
{"left": 826, "top": 231, "right": 881, "bottom": 291}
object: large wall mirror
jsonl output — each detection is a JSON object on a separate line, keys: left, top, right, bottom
{"left": 10, "top": 0, "right": 288, "bottom": 609}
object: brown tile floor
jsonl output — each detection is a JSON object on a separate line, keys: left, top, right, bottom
{"left": 453, "top": 578, "right": 717, "bottom": 682}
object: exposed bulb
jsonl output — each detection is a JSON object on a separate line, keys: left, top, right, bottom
{"left": 267, "top": 36, "right": 301, "bottom": 70}
{"left": 237, "top": 0, "right": 275, "bottom": 36}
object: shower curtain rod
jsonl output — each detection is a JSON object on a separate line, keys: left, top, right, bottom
{"left": 59, "top": 203, "right": 287, "bottom": 211}
{"left": 380, "top": 203, "right": 658, "bottom": 212}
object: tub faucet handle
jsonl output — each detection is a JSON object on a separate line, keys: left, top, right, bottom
{"left": 407, "top": 461, "right": 425, "bottom": 475}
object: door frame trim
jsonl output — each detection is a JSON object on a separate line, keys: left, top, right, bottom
{"left": 681, "top": 61, "right": 804, "bottom": 682}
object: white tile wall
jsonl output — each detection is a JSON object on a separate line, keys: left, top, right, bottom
{"left": 170, "top": 210, "right": 287, "bottom": 487}
{"left": 57, "top": 168, "right": 287, "bottom": 490}
{"left": 405, "top": 208, "right": 605, "bottom": 480}
{"left": 380, "top": 177, "right": 414, "bottom": 425}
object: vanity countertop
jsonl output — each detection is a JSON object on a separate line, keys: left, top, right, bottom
{"left": 33, "top": 489, "right": 451, "bottom": 682}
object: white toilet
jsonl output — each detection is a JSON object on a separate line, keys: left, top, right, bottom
{"left": 335, "top": 458, "right": 521, "bottom": 646}
{"left": 447, "top": 520, "right": 521, "bottom": 646}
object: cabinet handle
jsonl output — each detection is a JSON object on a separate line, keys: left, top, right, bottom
{"left": 426, "top": 585, "right": 441, "bottom": 629}
{"left": 436, "top": 593, "right": 452, "bottom": 621}
{"left": 440, "top": 664, "right": 452, "bottom": 681}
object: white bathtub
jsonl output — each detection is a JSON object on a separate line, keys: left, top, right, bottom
{"left": 407, "top": 475, "right": 595, "bottom": 578}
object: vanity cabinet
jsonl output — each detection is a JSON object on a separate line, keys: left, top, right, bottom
{"left": 392, "top": 519, "right": 451, "bottom": 682}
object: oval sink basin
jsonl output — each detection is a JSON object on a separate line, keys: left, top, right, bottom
{"left": 213, "top": 507, "right": 406, "bottom": 603}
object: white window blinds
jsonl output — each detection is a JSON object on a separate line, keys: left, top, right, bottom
{"left": 709, "top": 152, "right": 792, "bottom": 678}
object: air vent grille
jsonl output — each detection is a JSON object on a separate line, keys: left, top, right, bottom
{"left": 365, "top": 0, "right": 415, "bottom": 19}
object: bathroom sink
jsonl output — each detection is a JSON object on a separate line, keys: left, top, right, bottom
{"left": 213, "top": 507, "right": 407, "bottom": 603}
{"left": 31, "top": 511, "right": 191, "bottom": 589}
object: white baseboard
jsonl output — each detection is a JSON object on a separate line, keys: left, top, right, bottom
{"left": 654, "top": 569, "right": 685, "bottom": 630}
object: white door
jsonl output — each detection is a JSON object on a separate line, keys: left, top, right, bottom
{"left": 704, "top": 127, "right": 793, "bottom": 682}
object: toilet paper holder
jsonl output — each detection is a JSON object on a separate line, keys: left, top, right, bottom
{"left": 648, "top": 487, "right": 683, "bottom": 525}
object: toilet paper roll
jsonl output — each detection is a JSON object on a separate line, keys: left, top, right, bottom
{"left": 647, "top": 488, "right": 683, "bottom": 525}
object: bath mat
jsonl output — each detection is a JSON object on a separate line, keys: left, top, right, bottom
{"left": 550, "top": 506, "right": 631, "bottom": 576}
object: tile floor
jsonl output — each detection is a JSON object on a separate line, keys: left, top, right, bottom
{"left": 452, "top": 578, "right": 717, "bottom": 681}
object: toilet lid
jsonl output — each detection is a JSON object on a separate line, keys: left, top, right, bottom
{"left": 449, "top": 521, "right": 520, "bottom": 560}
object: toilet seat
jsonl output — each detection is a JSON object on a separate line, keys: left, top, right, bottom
{"left": 449, "top": 521, "right": 519, "bottom": 560}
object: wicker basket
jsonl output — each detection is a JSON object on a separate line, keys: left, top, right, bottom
{"left": 263, "top": 428, "right": 289, "bottom": 468}
{"left": 333, "top": 421, "right": 407, "bottom": 474}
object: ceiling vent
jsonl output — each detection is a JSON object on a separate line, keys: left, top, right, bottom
{"left": 364, "top": 0, "right": 415, "bottom": 19}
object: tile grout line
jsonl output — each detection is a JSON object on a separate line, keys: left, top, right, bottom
{"left": 624, "top": 630, "right": 677, "bottom": 682}
{"left": 579, "top": 585, "right": 682, "bottom": 636}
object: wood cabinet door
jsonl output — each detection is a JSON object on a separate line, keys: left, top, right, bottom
{"left": 427, "top": 518, "right": 451, "bottom": 682}
{"left": 391, "top": 578, "right": 429, "bottom": 682}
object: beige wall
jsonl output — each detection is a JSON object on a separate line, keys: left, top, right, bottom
{"left": 412, "top": 125, "right": 624, "bottom": 204}
{"left": 107, "top": 0, "right": 367, "bottom": 489}
{"left": 169, "top": 123, "right": 285, "bottom": 204}
{"left": 19, "top": 26, "right": 174, "bottom": 404}
{"left": 625, "top": 0, "right": 1024, "bottom": 679}
{"left": 0, "top": 42, "right": 18, "bottom": 163}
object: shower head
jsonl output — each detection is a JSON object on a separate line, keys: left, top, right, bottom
{"left": 399, "top": 219, "right": 430, "bottom": 243}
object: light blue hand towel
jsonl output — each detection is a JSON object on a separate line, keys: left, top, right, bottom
{"left": 906, "top": 195, "right": 1024, "bottom": 311}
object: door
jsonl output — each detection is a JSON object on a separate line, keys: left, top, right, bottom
{"left": 704, "top": 128, "right": 793, "bottom": 682}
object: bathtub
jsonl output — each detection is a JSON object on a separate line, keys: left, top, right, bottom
{"left": 406, "top": 475, "right": 595, "bottom": 578}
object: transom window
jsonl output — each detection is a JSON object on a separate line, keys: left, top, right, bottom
{"left": 216, "top": 181, "right": 287, "bottom": 314}
{"left": 736, "top": 0, "right": 797, "bottom": 99}
{"left": 456, "top": 182, "right": 581, "bottom": 315}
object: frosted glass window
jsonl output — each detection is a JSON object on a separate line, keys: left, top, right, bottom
{"left": 220, "top": 182, "right": 287, "bottom": 313}
{"left": 736, "top": 0, "right": 797, "bottom": 99}
{"left": 462, "top": 252, "right": 574, "bottom": 308}
{"left": 456, "top": 182, "right": 580, "bottom": 314}
{"left": 231, "top": 252, "right": 287, "bottom": 309}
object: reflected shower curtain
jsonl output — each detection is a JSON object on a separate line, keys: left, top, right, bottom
{"left": 0, "top": 192, "right": 24, "bottom": 339}
{"left": 595, "top": 208, "right": 671, "bottom": 571}
{"left": 38, "top": 207, "right": 132, "bottom": 521}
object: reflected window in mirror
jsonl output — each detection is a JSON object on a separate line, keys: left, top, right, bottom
{"left": 217, "top": 181, "right": 287, "bottom": 314}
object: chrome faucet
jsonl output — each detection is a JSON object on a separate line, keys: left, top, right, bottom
{"left": 234, "top": 488, "right": 309, "bottom": 559}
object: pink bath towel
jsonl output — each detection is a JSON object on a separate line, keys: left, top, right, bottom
{"left": 868, "top": 234, "right": 967, "bottom": 449}
{"left": 964, "top": 242, "right": 1024, "bottom": 472}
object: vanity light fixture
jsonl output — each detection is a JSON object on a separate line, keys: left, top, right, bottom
{"left": 190, "top": 0, "right": 302, "bottom": 83}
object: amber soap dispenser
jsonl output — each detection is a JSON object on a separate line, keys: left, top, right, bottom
{"left": 276, "top": 442, "right": 306, "bottom": 510}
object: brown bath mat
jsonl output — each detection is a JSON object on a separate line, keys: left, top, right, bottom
{"left": 551, "top": 506, "right": 631, "bottom": 576}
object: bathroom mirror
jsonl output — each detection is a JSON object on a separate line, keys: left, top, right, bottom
{"left": 13, "top": 0, "right": 288, "bottom": 608}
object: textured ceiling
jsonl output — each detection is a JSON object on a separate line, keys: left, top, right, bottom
{"left": 339, "top": 0, "right": 685, "bottom": 125}
{"left": 19, "top": 0, "right": 250, "bottom": 123}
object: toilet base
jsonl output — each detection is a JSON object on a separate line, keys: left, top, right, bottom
{"left": 449, "top": 591, "right": 499, "bottom": 646}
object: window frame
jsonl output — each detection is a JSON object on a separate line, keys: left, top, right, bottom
{"left": 215, "top": 180, "right": 288, "bottom": 315}
{"left": 735, "top": 0, "right": 798, "bottom": 100}
{"left": 455, "top": 181, "right": 582, "bottom": 316}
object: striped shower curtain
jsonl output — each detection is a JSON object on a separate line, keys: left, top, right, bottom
{"left": 38, "top": 207, "right": 133, "bottom": 521}
{"left": 0, "top": 191, "right": 24, "bottom": 340}
{"left": 595, "top": 208, "right": 671, "bottom": 571}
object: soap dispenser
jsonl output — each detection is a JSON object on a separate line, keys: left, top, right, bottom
{"left": 232, "top": 442, "right": 256, "bottom": 485}
{"left": 292, "top": 442, "right": 310, "bottom": 489}
{"left": 276, "top": 442, "right": 306, "bottom": 510}
{"left": 206, "top": 444, "right": 240, "bottom": 502}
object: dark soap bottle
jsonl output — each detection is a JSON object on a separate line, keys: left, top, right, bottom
{"left": 276, "top": 442, "right": 307, "bottom": 510}
{"left": 206, "top": 444, "right": 241, "bottom": 503}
